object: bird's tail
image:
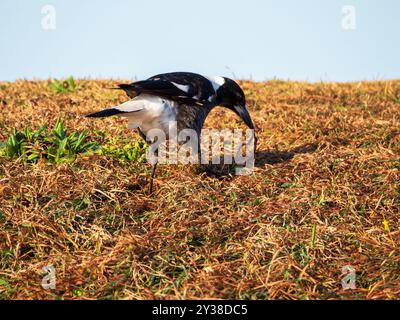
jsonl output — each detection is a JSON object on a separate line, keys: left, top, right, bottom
{"left": 86, "top": 99, "right": 144, "bottom": 118}
{"left": 86, "top": 108, "right": 125, "bottom": 118}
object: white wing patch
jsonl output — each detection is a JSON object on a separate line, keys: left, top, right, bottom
{"left": 172, "top": 82, "right": 190, "bottom": 93}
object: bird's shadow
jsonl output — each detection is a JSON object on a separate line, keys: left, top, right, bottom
{"left": 197, "top": 143, "right": 318, "bottom": 179}
{"left": 255, "top": 143, "right": 318, "bottom": 167}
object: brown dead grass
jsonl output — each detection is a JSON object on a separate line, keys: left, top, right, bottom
{"left": 0, "top": 79, "right": 399, "bottom": 300}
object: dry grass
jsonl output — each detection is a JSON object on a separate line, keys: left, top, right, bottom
{"left": 0, "top": 78, "right": 399, "bottom": 300}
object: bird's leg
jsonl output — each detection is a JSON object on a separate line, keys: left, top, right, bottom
{"left": 148, "top": 140, "right": 160, "bottom": 194}
{"left": 137, "top": 128, "right": 158, "bottom": 194}
{"left": 149, "top": 161, "right": 158, "bottom": 194}
{"left": 197, "top": 128, "right": 218, "bottom": 176}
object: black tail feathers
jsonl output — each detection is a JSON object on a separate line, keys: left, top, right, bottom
{"left": 118, "top": 84, "right": 135, "bottom": 90}
{"left": 86, "top": 109, "right": 123, "bottom": 118}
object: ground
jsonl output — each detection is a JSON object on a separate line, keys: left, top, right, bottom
{"left": 0, "top": 79, "right": 399, "bottom": 300}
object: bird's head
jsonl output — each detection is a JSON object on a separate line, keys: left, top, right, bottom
{"left": 215, "top": 77, "right": 255, "bottom": 131}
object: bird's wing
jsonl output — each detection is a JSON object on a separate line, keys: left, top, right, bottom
{"left": 117, "top": 72, "right": 216, "bottom": 106}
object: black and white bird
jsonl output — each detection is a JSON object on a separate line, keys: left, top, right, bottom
{"left": 86, "top": 72, "right": 256, "bottom": 192}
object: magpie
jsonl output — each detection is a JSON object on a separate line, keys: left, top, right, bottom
{"left": 86, "top": 72, "right": 256, "bottom": 193}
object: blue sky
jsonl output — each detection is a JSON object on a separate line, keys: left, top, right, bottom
{"left": 0, "top": 0, "right": 399, "bottom": 82}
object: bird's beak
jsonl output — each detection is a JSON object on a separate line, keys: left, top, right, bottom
{"left": 234, "top": 105, "right": 255, "bottom": 130}
{"left": 233, "top": 105, "right": 257, "bottom": 151}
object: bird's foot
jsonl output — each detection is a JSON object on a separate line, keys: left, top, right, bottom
{"left": 198, "top": 164, "right": 236, "bottom": 179}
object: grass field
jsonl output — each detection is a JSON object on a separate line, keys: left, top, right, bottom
{"left": 0, "top": 78, "right": 399, "bottom": 300}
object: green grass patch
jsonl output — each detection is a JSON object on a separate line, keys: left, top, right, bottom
{"left": 100, "top": 137, "right": 147, "bottom": 163}
{"left": 0, "top": 118, "right": 98, "bottom": 164}
{"left": 0, "top": 119, "right": 148, "bottom": 165}
{"left": 49, "top": 76, "right": 77, "bottom": 94}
